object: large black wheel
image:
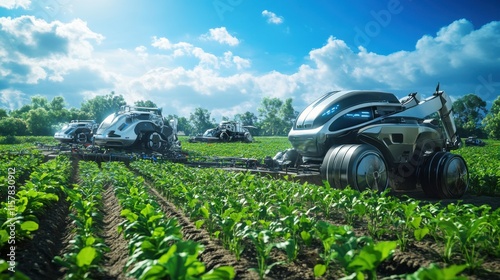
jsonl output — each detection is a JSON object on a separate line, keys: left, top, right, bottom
{"left": 144, "top": 132, "right": 163, "bottom": 152}
{"left": 418, "top": 152, "right": 469, "bottom": 199}
{"left": 320, "top": 144, "right": 388, "bottom": 192}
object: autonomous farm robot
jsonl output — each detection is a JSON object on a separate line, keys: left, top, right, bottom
{"left": 93, "top": 105, "right": 180, "bottom": 153}
{"left": 288, "top": 85, "right": 469, "bottom": 199}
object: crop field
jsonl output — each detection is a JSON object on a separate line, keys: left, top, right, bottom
{"left": 0, "top": 136, "right": 499, "bottom": 279}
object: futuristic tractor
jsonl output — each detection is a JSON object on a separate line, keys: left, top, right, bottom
{"left": 54, "top": 120, "right": 99, "bottom": 144}
{"left": 93, "top": 105, "right": 180, "bottom": 152}
{"left": 288, "top": 85, "right": 469, "bottom": 199}
{"left": 188, "top": 121, "right": 254, "bottom": 143}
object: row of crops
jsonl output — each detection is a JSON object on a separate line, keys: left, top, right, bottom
{"left": 0, "top": 137, "right": 499, "bottom": 279}
{"left": 0, "top": 155, "right": 236, "bottom": 279}
{"left": 181, "top": 136, "right": 500, "bottom": 196}
{"left": 131, "top": 159, "right": 500, "bottom": 279}
{"left": 0, "top": 154, "right": 71, "bottom": 279}
{"left": 453, "top": 142, "right": 500, "bottom": 196}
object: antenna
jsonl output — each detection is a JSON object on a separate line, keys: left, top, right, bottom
{"left": 435, "top": 82, "right": 440, "bottom": 93}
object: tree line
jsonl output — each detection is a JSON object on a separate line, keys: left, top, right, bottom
{"left": 1, "top": 91, "right": 500, "bottom": 139}
{"left": 0, "top": 92, "right": 298, "bottom": 137}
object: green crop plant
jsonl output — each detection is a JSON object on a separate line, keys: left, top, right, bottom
{"left": 393, "top": 263, "right": 468, "bottom": 280}
{"left": 0, "top": 156, "right": 70, "bottom": 248}
{"left": 54, "top": 161, "right": 109, "bottom": 279}
{"left": 363, "top": 192, "right": 399, "bottom": 240}
{"left": 345, "top": 240, "right": 397, "bottom": 280}
{"left": 313, "top": 221, "right": 353, "bottom": 277}
{"left": 393, "top": 200, "right": 429, "bottom": 251}
{"left": 103, "top": 162, "right": 235, "bottom": 280}
{"left": 217, "top": 208, "right": 249, "bottom": 260}
{"left": 245, "top": 229, "right": 284, "bottom": 280}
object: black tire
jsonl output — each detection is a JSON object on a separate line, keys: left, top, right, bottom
{"left": 75, "top": 131, "right": 89, "bottom": 143}
{"left": 220, "top": 132, "right": 229, "bottom": 142}
{"left": 418, "top": 152, "right": 469, "bottom": 199}
{"left": 320, "top": 144, "right": 388, "bottom": 192}
{"left": 144, "top": 132, "right": 163, "bottom": 152}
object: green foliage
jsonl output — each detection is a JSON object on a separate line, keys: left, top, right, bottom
{"left": 453, "top": 143, "right": 500, "bottom": 196}
{"left": 483, "top": 95, "right": 500, "bottom": 139}
{"left": 234, "top": 111, "right": 258, "bottom": 126}
{"left": 53, "top": 161, "right": 108, "bottom": 279}
{"left": 189, "top": 107, "right": 216, "bottom": 134}
{"left": 103, "top": 162, "right": 235, "bottom": 280}
{"left": 245, "top": 229, "right": 283, "bottom": 279}
{"left": 452, "top": 94, "right": 487, "bottom": 137}
{"left": 131, "top": 156, "right": 500, "bottom": 279}
{"left": 257, "top": 97, "right": 297, "bottom": 136}
{"left": 402, "top": 263, "right": 468, "bottom": 280}
{"left": 26, "top": 108, "right": 52, "bottom": 135}
{"left": 0, "top": 156, "right": 70, "bottom": 248}
{"left": 180, "top": 136, "right": 292, "bottom": 159}
{"left": 80, "top": 91, "right": 126, "bottom": 123}
{"left": 0, "top": 118, "right": 28, "bottom": 136}
{"left": 134, "top": 100, "right": 157, "bottom": 108}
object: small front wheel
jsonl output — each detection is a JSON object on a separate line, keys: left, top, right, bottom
{"left": 144, "top": 132, "right": 163, "bottom": 152}
{"left": 75, "top": 132, "right": 88, "bottom": 143}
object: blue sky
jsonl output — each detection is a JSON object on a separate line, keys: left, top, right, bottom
{"left": 1, "top": 0, "right": 499, "bottom": 120}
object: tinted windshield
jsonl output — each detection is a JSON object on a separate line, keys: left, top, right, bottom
{"left": 96, "top": 114, "right": 116, "bottom": 134}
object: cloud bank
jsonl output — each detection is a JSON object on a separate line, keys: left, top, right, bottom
{"left": 1, "top": 16, "right": 499, "bottom": 120}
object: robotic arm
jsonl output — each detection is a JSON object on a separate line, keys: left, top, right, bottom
{"left": 395, "top": 85, "right": 461, "bottom": 150}
{"left": 435, "top": 90, "right": 461, "bottom": 150}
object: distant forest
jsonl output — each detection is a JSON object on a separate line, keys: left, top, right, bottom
{"left": 1, "top": 92, "right": 500, "bottom": 140}
{"left": 0, "top": 92, "right": 298, "bottom": 137}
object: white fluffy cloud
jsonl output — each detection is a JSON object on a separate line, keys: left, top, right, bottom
{"left": 0, "top": 15, "right": 113, "bottom": 109}
{"left": 0, "top": 16, "right": 105, "bottom": 84}
{"left": 1, "top": 16, "right": 499, "bottom": 121}
{"left": 0, "top": 89, "right": 26, "bottom": 111}
{"left": 0, "top": 0, "right": 30, "bottom": 9}
{"left": 200, "top": 27, "right": 240, "bottom": 46}
{"left": 291, "top": 19, "right": 500, "bottom": 102}
{"left": 262, "top": 10, "right": 284, "bottom": 24}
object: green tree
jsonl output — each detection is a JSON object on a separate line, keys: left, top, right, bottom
{"left": 483, "top": 96, "right": 500, "bottom": 139}
{"left": 134, "top": 100, "right": 158, "bottom": 107}
{"left": 49, "top": 96, "right": 69, "bottom": 124}
{"left": 26, "top": 108, "right": 52, "bottom": 135}
{"left": 80, "top": 91, "right": 126, "bottom": 122}
{"left": 235, "top": 111, "right": 258, "bottom": 126}
{"left": 257, "top": 97, "right": 296, "bottom": 135}
{"left": 67, "top": 108, "right": 92, "bottom": 121}
{"left": 279, "top": 98, "right": 298, "bottom": 134}
{"left": 0, "top": 108, "right": 7, "bottom": 120}
{"left": 31, "top": 95, "right": 49, "bottom": 109}
{"left": 258, "top": 97, "right": 283, "bottom": 135}
{"left": 177, "top": 116, "right": 194, "bottom": 136}
{"left": 165, "top": 115, "right": 194, "bottom": 136}
{"left": 0, "top": 117, "right": 27, "bottom": 136}
{"left": 189, "top": 107, "right": 215, "bottom": 134}
{"left": 9, "top": 104, "right": 32, "bottom": 119}
{"left": 452, "top": 94, "right": 487, "bottom": 137}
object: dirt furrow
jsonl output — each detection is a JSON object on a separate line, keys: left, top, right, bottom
{"left": 11, "top": 159, "right": 78, "bottom": 280}
{"left": 14, "top": 197, "right": 71, "bottom": 280}
{"left": 99, "top": 184, "right": 132, "bottom": 280}
{"left": 145, "top": 185, "right": 261, "bottom": 280}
